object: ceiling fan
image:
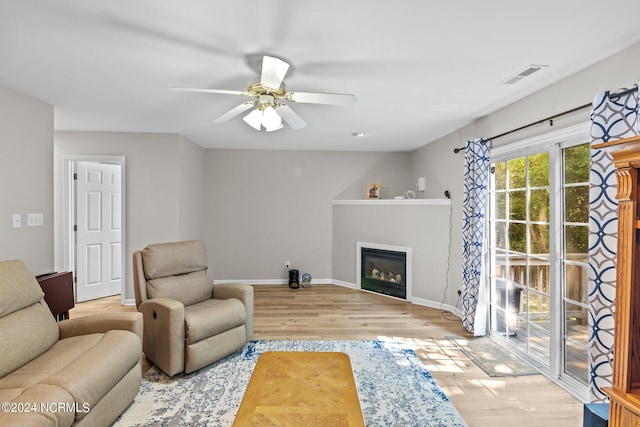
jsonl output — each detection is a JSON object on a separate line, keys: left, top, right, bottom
{"left": 170, "top": 55, "right": 356, "bottom": 132}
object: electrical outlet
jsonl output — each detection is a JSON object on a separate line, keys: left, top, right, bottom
{"left": 12, "top": 214, "right": 21, "bottom": 229}
{"left": 285, "top": 261, "right": 291, "bottom": 269}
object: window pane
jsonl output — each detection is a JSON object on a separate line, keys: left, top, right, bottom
{"left": 493, "top": 278, "right": 522, "bottom": 335}
{"left": 494, "top": 221, "right": 506, "bottom": 249}
{"left": 565, "top": 264, "right": 588, "bottom": 304}
{"left": 529, "top": 224, "right": 549, "bottom": 254}
{"left": 524, "top": 293, "right": 550, "bottom": 328}
{"left": 530, "top": 188, "right": 549, "bottom": 223}
{"left": 565, "top": 225, "right": 588, "bottom": 254}
{"left": 565, "top": 186, "right": 589, "bottom": 223}
{"left": 529, "top": 152, "right": 550, "bottom": 187}
{"left": 508, "top": 254, "right": 526, "bottom": 284}
{"left": 521, "top": 293, "right": 551, "bottom": 359}
{"left": 494, "top": 192, "right": 506, "bottom": 220}
{"left": 508, "top": 223, "right": 526, "bottom": 253}
{"left": 509, "top": 190, "right": 526, "bottom": 221}
{"left": 494, "top": 250, "right": 508, "bottom": 278}
{"left": 529, "top": 324, "right": 551, "bottom": 359}
{"left": 508, "top": 158, "right": 526, "bottom": 189}
{"left": 565, "top": 301, "right": 588, "bottom": 384}
{"left": 564, "top": 144, "right": 590, "bottom": 184}
{"left": 528, "top": 262, "right": 550, "bottom": 294}
{"left": 494, "top": 162, "right": 507, "bottom": 190}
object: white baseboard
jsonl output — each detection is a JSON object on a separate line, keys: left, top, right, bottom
{"left": 411, "top": 297, "right": 462, "bottom": 318}
{"left": 214, "top": 279, "right": 335, "bottom": 286}
{"left": 215, "top": 279, "right": 287, "bottom": 285}
{"left": 330, "top": 279, "right": 358, "bottom": 289}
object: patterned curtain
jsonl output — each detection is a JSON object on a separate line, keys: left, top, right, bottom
{"left": 588, "top": 86, "right": 639, "bottom": 402}
{"left": 461, "top": 138, "right": 491, "bottom": 335}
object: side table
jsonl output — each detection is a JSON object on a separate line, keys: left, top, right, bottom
{"left": 36, "top": 271, "right": 74, "bottom": 321}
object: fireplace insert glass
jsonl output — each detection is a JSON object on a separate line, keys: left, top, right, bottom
{"left": 360, "top": 247, "right": 406, "bottom": 299}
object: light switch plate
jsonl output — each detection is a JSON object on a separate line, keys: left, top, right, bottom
{"left": 12, "top": 214, "right": 21, "bottom": 229}
{"left": 27, "top": 213, "right": 44, "bottom": 227}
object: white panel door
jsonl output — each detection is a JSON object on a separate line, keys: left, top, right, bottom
{"left": 76, "top": 161, "right": 122, "bottom": 302}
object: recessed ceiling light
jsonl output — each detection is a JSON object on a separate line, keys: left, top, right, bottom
{"left": 351, "top": 132, "right": 366, "bottom": 137}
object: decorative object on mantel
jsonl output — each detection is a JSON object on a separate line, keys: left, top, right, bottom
{"left": 395, "top": 190, "right": 416, "bottom": 200}
{"left": 366, "top": 182, "right": 381, "bottom": 199}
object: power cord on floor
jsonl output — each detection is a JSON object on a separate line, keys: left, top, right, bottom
{"left": 440, "top": 190, "right": 460, "bottom": 321}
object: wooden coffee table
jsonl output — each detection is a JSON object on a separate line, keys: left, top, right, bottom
{"left": 233, "top": 351, "right": 365, "bottom": 426}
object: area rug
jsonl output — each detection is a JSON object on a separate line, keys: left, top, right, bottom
{"left": 446, "top": 335, "right": 539, "bottom": 377}
{"left": 114, "top": 339, "right": 467, "bottom": 426}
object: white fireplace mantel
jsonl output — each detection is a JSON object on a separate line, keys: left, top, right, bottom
{"left": 332, "top": 199, "right": 451, "bottom": 206}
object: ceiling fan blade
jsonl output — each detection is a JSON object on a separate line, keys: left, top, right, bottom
{"left": 213, "top": 102, "right": 255, "bottom": 123}
{"left": 169, "top": 87, "right": 250, "bottom": 96}
{"left": 286, "top": 91, "right": 356, "bottom": 106}
{"left": 260, "top": 56, "right": 290, "bottom": 89}
{"left": 276, "top": 105, "right": 306, "bottom": 130}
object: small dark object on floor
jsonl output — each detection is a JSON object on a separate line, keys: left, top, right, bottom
{"left": 288, "top": 269, "right": 299, "bottom": 289}
{"left": 583, "top": 403, "right": 608, "bottom": 427}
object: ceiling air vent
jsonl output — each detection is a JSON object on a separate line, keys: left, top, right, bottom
{"left": 499, "top": 64, "right": 548, "bottom": 85}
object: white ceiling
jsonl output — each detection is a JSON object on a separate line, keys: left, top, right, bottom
{"left": 1, "top": 1, "right": 639, "bottom": 151}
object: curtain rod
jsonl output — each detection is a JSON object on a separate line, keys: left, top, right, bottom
{"left": 452, "top": 85, "right": 639, "bottom": 153}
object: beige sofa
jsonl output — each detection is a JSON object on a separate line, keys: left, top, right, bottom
{"left": 133, "top": 240, "right": 253, "bottom": 376}
{"left": 0, "top": 260, "right": 143, "bottom": 427}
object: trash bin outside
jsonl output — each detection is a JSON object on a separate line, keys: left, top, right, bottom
{"left": 494, "top": 278, "right": 523, "bottom": 335}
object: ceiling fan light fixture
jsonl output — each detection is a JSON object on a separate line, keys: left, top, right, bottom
{"left": 243, "top": 109, "right": 263, "bottom": 131}
{"left": 172, "top": 55, "right": 355, "bottom": 132}
{"left": 262, "top": 105, "right": 282, "bottom": 130}
{"left": 265, "top": 122, "right": 284, "bottom": 132}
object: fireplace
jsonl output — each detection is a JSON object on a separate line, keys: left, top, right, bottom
{"left": 357, "top": 242, "right": 411, "bottom": 300}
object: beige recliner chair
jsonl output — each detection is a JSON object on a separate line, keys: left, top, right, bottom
{"left": 132, "top": 240, "right": 253, "bottom": 377}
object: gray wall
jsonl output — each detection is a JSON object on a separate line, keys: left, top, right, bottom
{"left": 410, "top": 41, "right": 640, "bottom": 307}
{"left": 0, "top": 86, "right": 54, "bottom": 274}
{"left": 203, "top": 149, "right": 412, "bottom": 282}
{"left": 54, "top": 131, "right": 205, "bottom": 301}
{"left": 332, "top": 202, "right": 452, "bottom": 305}
{"left": 178, "top": 135, "right": 205, "bottom": 239}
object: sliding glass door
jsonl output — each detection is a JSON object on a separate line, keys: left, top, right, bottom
{"left": 488, "top": 141, "right": 589, "bottom": 395}
{"left": 561, "top": 144, "right": 589, "bottom": 384}
{"left": 489, "top": 152, "right": 551, "bottom": 366}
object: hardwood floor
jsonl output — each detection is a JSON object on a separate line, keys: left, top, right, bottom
{"left": 70, "top": 284, "right": 583, "bottom": 427}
